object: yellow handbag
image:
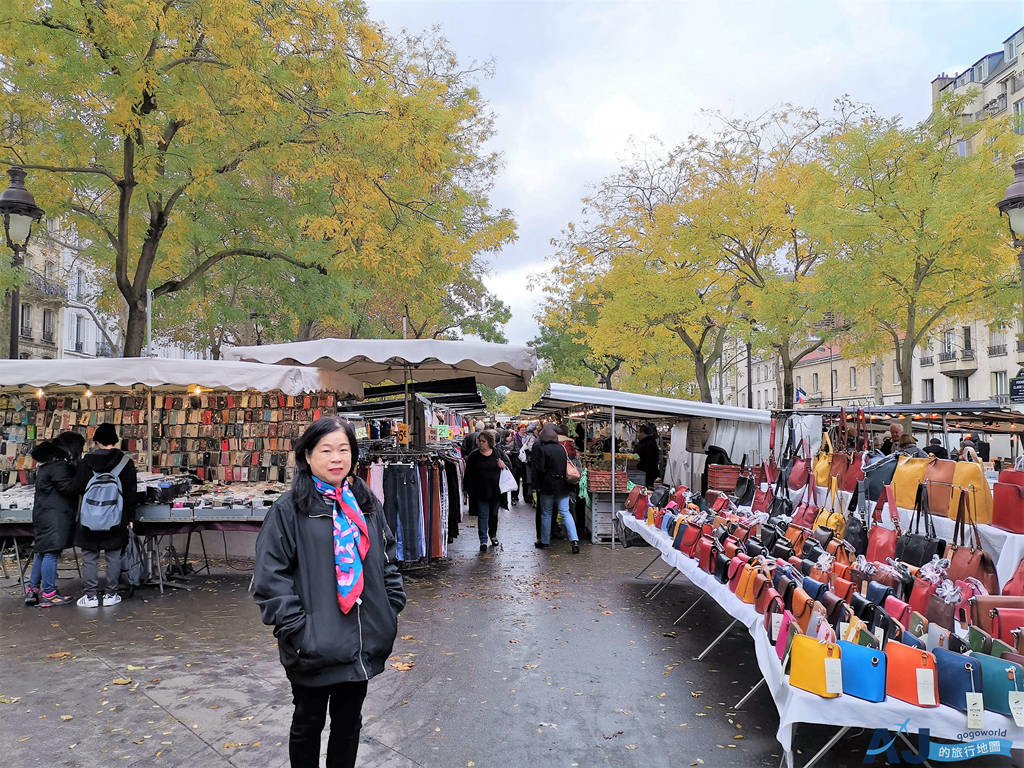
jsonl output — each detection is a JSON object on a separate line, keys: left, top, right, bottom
{"left": 813, "top": 477, "right": 847, "bottom": 539}
{"left": 814, "top": 433, "right": 834, "bottom": 487}
{"left": 736, "top": 560, "right": 764, "bottom": 604}
{"left": 891, "top": 456, "right": 931, "bottom": 510}
{"left": 950, "top": 452, "right": 992, "bottom": 525}
{"left": 646, "top": 507, "right": 657, "bottom": 526}
{"left": 789, "top": 633, "right": 842, "bottom": 698}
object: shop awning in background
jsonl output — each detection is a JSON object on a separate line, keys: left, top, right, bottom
{"left": 773, "top": 402, "right": 1024, "bottom": 435}
{"left": 223, "top": 338, "right": 538, "bottom": 391}
{"left": 0, "top": 358, "right": 364, "bottom": 397}
{"left": 522, "top": 382, "right": 771, "bottom": 424}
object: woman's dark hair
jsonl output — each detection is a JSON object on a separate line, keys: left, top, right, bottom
{"left": 477, "top": 430, "right": 495, "bottom": 449}
{"left": 292, "top": 416, "right": 359, "bottom": 513}
{"left": 55, "top": 430, "right": 86, "bottom": 460}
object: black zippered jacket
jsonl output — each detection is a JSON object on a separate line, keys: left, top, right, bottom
{"left": 253, "top": 475, "right": 406, "bottom": 687}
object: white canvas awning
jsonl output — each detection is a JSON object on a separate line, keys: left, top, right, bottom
{"left": 223, "top": 338, "right": 538, "bottom": 391}
{"left": 0, "top": 358, "right": 364, "bottom": 397}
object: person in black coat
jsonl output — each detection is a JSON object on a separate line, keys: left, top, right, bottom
{"left": 254, "top": 417, "right": 405, "bottom": 768}
{"left": 25, "top": 431, "right": 85, "bottom": 607}
{"left": 635, "top": 424, "right": 661, "bottom": 487}
{"left": 529, "top": 424, "right": 580, "bottom": 552}
{"left": 925, "top": 437, "right": 949, "bottom": 460}
{"left": 72, "top": 423, "right": 138, "bottom": 608}
{"left": 463, "top": 430, "right": 509, "bottom": 551}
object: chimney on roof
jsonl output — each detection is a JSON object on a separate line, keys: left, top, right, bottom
{"left": 932, "top": 74, "right": 954, "bottom": 105}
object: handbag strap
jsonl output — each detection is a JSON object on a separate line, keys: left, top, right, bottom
{"left": 951, "top": 489, "right": 982, "bottom": 549}
{"left": 826, "top": 475, "right": 840, "bottom": 514}
{"left": 803, "top": 463, "right": 818, "bottom": 504}
{"left": 872, "top": 484, "right": 900, "bottom": 532}
{"left": 911, "top": 483, "right": 937, "bottom": 538}
{"left": 857, "top": 408, "right": 867, "bottom": 451}
{"left": 839, "top": 407, "right": 848, "bottom": 448}
{"left": 770, "top": 418, "right": 777, "bottom": 458}
{"left": 819, "top": 432, "right": 833, "bottom": 456}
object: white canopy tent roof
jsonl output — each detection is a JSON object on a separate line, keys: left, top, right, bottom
{"left": 223, "top": 338, "right": 538, "bottom": 392}
{"left": 0, "top": 358, "right": 364, "bottom": 397}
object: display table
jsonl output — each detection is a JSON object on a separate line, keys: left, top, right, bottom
{"left": 618, "top": 512, "right": 1024, "bottom": 768}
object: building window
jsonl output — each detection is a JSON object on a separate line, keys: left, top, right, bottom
{"left": 1015, "top": 98, "right": 1024, "bottom": 135}
{"left": 43, "top": 261, "right": 55, "bottom": 280}
{"left": 796, "top": 376, "right": 802, "bottom": 390}
{"left": 943, "top": 330, "right": 955, "bottom": 354}
{"left": 952, "top": 375, "right": 970, "bottom": 401}
{"left": 19, "top": 304, "right": 30, "bottom": 337}
{"left": 76, "top": 269, "right": 85, "bottom": 300}
{"left": 922, "top": 378, "right": 935, "bottom": 402}
{"left": 75, "top": 315, "right": 86, "bottom": 352}
{"left": 757, "top": 391, "right": 762, "bottom": 409}
{"left": 963, "top": 326, "right": 972, "bottom": 351}
{"left": 831, "top": 369, "right": 838, "bottom": 393}
{"left": 893, "top": 361, "right": 900, "bottom": 384}
{"left": 995, "top": 370, "right": 1008, "bottom": 396}
{"left": 812, "top": 373, "right": 819, "bottom": 393}
{"left": 849, "top": 367, "right": 856, "bottom": 390}
{"left": 42, "top": 309, "right": 53, "bottom": 343}
{"left": 957, "top": 140, "right": 969, "bottom": 157}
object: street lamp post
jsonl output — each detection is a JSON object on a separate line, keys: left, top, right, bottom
{"left": 0, "top": 167, "right": 45, "bottom": 359}
{"left": 997, "top": 157, "right": 1024, "bottom": 365}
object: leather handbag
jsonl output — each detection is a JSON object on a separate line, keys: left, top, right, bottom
{"left": 923, "top": 458, "right": 956, "bottom": 517}
{"left": 769, "top": 474, "right": 794, "bottom": 521}
{"left": 828, "top": 426, "right": 852, "bottom": 493}
{"left": 755, "top": 581, "right": 782, "bottom": 615}
{"left": 827, "top": 539, "right": 855, "bottom": 567}
{"left": 1004, "top": 559, "right": 1024, "bottom": 596}
{"left": 776, "top": 574, "right": 798, "bottom": 612}
{"left": 821, "top": 590, "right": 850, "bottom": 627}
{"left": 851, "top": 591, "right": 877, "bottom": 624}
{"left": 787, "top": 438, "right": 810, "bottom": 492}
{"left": 811, "top": 526, "right": 834, "bottom": 549}
{"left": 831, "top": 576, "right": 855, "bottom": 602}
{"left": 776, "top": 610, "right": 800, "bottom": 661}
{"left": 632, "top": 491, "right": 650, "bottom": 521}
{"left": 734, "top": 456, "right": 756, "bottom": 507}
{"left": 727, "top": 556, "right": 749, "bottom": 591}
{"left": 993, "top": 481, "right": 1024, "bottom": 534}
{"left": 902, "top": 632, "right": 926, "bottom": 649}
{"left": 969, "top": 596, "right": 1024, "bottom": 632}
{"left": 763, "top": 418, "right": 781, "bottom": 485}
{"left": 968, "top": 624, "right": 993, "bottom": 653}
{"left": 792, "top": 471, "right": 819, "bottom": 528}
{"left": 752, "top": 483, "right": 774, "bottom": 515}
{"left": 802, "top": 576, "right": 827, "bottom": 602}
{"left": 925, "top": 592, "right": 957, "bottom": 630}
{"left": 844, "top": 484, "right": 869, "bottom": 556}
{"left": 697, "top": 535, "right": 718, "bottom": 573}
{"left": 934, "top": 647, "right": 982, "bottom": 712}
{"left": 884, "top": 642, "right": 939, "bottom": 707}
{"left": 813, "top": 433, "right": 835, "bottom": 488}
{"left": 895, "top": 485, "right": 947, "bottom": 567}
{"left": 744, "top": 538, "right": 766, "bottom": 559}
{"left": 884, "top": 595, "right": 912, "bottom": 626}
{"left": 891, "top": 456, "right": 931, "bottom": 511}
{"left": 908, "top": 611, "right": 929, "bottom": 637}
{"left": 945, "top": 493, "right": 999, "bottom": 595}
{"left": 951, "top": 454, "right": 992, "bottom": 525}
{"left": 840, "top": 409, "right": 867, "bottom": 493}
{"left": 839, "top": 639, "right": 886, "bottom": 701}
{"left": 863, "top": 453, "right": 898, "bottom": 506}
{"left": 990, "top": 607, "right": 1024, "bottom": 644}
{"left": 813, "top": 477, "right": 847, "bottom": 539}
{"left": 866, "top": 486, "right": 901, "bottom": 563}
{"left": 784, "top": 524, "right": 809, "bottom": 557}
{"left": 714, "top": 551, "right": 731, "bottom": 583}
{"left": 789, "top": 634, "right": 842, "bottom": 698}
{"left": 909, "top": 578, "right": 938, "bottom": 615}
{"left": 972, "top": 652, "right": 1024, "bottom": 715}
{"left": 625, "top": 485, "right": 647, "bottom": 512}
{"left": 867, "top": 580, "right": 895, "bottom": 606}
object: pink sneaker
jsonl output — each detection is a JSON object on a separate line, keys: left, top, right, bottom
{"left": 38, "top": 591, "right": 72, "bottom": 607}
{"left": 24, "top": 587, "right": 39, "bottom": 606}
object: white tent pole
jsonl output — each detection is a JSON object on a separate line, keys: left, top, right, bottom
{"left": 610, "top": 404, "right": 616, "bottom": 550}
{"left": 146, "top": 387, "right": 153, "bottom": 472}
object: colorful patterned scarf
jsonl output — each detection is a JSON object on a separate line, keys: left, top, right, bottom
{"left": 313, "top": 476, "right": 370, "bottom": 614}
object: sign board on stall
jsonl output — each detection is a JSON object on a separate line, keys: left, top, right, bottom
{"left": 686, "top": 417, "right": 716, "bottom": 452}
{"left": 1011, "top": 376, "right": 1024, "bottom": 403}
{"left": 427, "top": 426, "right": 440, "bottom": 442}
{"left": 438, "top": 425, "right": 451, "bottom": 439}
{"left": 355, "top": 426, "right": 368, "bottom": 440}
{"left": 396, "top": 422, "right": 410, "bottom": 445}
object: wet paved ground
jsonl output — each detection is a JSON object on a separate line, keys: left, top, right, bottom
{"left": 1, "top": 505, "right": 934, "bottom": 768}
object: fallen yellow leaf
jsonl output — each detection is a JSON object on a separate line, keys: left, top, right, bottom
{"left": 46, "top": 652, "right": 71, "bottom": 659}
{"left": 113, "top": 678, "right": 132, "bottom": 686}
{"left": 60, "top": 715, "right": 73, "bottom": 721}
{"left": 390, "top": 662, "right": 415, "bottom": 671}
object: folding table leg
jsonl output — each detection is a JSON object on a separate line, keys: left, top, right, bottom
{"left": 733, "top": 677, "right": 765, "bottom": 709}
{"left": 635, "top": 552, "right": 662, "bottom": 579}
{"left": 647, "top": 568, "right": 680, "bottom": 599}
{"left": 645, "top": 568, "right": 678, "bottom": 598}
{"left": 801, "top": 725, "right": 850, "bottom": 768}
{"left": 0, "top": 538, "right": 10, "bottom": 578}
{"left": 696, "top": 618, "right": 738, "bottom": 661}
{"left": 896, "top": 732, "right": 933, "bottom": 768}
{"left": 673, "top": 593, "right": 706, "bottom": 625}
{"left": 13, "top": 536, "right": 26, "bottom": 591}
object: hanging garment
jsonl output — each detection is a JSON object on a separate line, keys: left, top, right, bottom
{"left": 369, "top": 462, "right": 385, "bottom": 505}
{"left": 383, "top": 463, "right": 420, "bottom": 561}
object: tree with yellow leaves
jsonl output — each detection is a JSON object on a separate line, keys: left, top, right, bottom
{"left": 0, "top": 1, "right": 513, "bottom": 355}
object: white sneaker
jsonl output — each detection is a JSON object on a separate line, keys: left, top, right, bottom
{"left": 102, "top": 593, "right": 122, "bottom": 606}
{"left": 76, "top": 594, "right": 99, "bottom": 608}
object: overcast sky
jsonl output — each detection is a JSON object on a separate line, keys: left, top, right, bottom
{"left": 366, "top": 0, "right": 1024, "bottom": 346}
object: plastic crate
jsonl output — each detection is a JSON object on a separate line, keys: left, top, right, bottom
{"left": 707, "top": 464, "right": 741, "bottom": 492}
{"left": 587, "top": 470, "right": 629, "bottom": 493}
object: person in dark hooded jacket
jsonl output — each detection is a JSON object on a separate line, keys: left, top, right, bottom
{"left": 25, "top": 431, "right": 86, "bottom": 607}
{"left": 72, "top": 423, "right": 138, "bottom": 608}
{"left": 254, "top": 416, "right": 405, "bottom": 768}
{"left": 530, "top": 424, "right": 580, "bottom": 553}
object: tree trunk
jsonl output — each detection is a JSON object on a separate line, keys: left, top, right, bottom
{"left": 899, "top": 341, "right": 914, "bottom": 404}
{"left": 122, "top": 299, "right": 147, "bottom": 357}
{"left": 298, "top": 319, "right": 316, "bottom": 341}
{"left": 694, "top": 355, "right": 712, "bottom": 403}
{"left": 779, "top": 346, "right": 795, "bottom": 409}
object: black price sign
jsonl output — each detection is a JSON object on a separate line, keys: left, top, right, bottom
{"left": 1011, "top": 376, "right": 1024, "bottom": 403}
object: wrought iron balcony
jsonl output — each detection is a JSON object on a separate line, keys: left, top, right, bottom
{"left": 961, "top": 348, "right": 976, "bottom": 361}
{"left": 41, "top": 329, "right": 54, "bottom": 344}
{"left": 920, "top": 355, "right": 934, "bottom": 366}
{"left": 19, "top": 326, "right": 31, "bottom": 339}
{"left": 988, "top": 344, "right": 1007, "bottom": 357}
{"left": 24, "top": 268, "right": 68, "bottom": 300}
{"left": 96, "top": 341, "right": 113, "bottom": 357}
{"left": 938, "top": 350, "right": 957, "bottom": 362}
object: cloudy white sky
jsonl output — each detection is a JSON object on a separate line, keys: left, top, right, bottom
{"left": 366, "top": 0, "right": 1024, "bottom": 346}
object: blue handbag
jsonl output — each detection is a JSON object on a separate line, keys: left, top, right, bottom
{"left": 972, "top": 652, "right": 1024, "bottom": 715}
{"left": 902, "top": 632, "right": 925, "bottom": 649}
{"left": 839, "top": 640, "right": 886, "bottom": 701}
{"left": 866, "top": 580, "right": 895, "bottom": 606}
{"left": 802, "top": 577, "right": 827, "bottom": 602}
{"left": 935, "top": 647, "right": 982, "bottom": 712}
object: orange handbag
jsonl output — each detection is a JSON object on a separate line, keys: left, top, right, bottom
{"left": 785, "top": 525, "right": 809, "bottom": 557}
{"left": 923, "top": 459, "right": 956, "bottom": 517}
{"left": 831, "top": 577, "right": 856, "bottom": 602}
{"left": 950, "top": 455, "right": 993, "bottom": 525}
{"left": 736, "top": 563, "right": 763, "bottom": 604}
{"left": 885, "top": 642, "right": 939, "bottom": 707}
{"left": 791, "top": 588, "right": 827, "bottom": 634}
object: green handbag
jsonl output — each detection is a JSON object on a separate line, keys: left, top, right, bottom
{"left": 991, "top": 638, "right": 1016, "bottom": 659}
{"left": 969, "top": 652, "right": 1024, "bottom": 715}
{"left": 968, "top": 625, "right": 993, "bottom": 654}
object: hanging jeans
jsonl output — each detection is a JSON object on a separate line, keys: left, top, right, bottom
{"left": 383, "top": 464, "right": 422, "bottom": 561}
{"left": 29, "top": 550, "right": 59, "bottom": 594}
{"left": 539, "top": 494, "right": 579, "bottom": 545}
{"left": 289, "top": 679, "right": 368, "bottom": 768}
{"left": 475, "top": 497, "right": 500, "bottom": 544}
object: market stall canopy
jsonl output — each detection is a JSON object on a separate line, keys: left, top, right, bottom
{"left": 523, "top": 382, "right": 771, "bottom": 424}
{"left": 0, "top": 358, "right": 364, "bottom": 397}
{"left": 223, "top": 338, "right": 538, "bottom": 391}
{"left": 773, "top": 401, "right": 1024, "bottom": 435}
{"left": 338, "top": 391, "right": 486, "bottom": 420}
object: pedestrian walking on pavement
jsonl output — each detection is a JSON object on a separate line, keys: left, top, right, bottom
{"left": 463, "top": 430, "right": 509, "bottom": 551}
{"left": 25, "top": 431, "right": 86, "bottom": 607}
{"left": 73, "top": 424, "right": 137, "bottom": 608}
{"left": 253, "top": 416, "right": 406, "bottom": 768}
{"left": 530, "top": 424, "right": 581, "bottom": 553}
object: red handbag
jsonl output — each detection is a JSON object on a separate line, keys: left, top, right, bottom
{"left": 697, "top": 536, "right": 718, "bottom": 573}
{"left": 945, "top": 492, "right": 1000, "bottom": 595}
{"left": 885, "top": 595, "right": 912, "bottom": 626}
{"left": 788, "top": 438, "right": 810, "bottom": 491}
{"left": 633, "top": 492, "right": 650, "bottom": 521}
{"left": 908, "top": 577, "right": 938, "bottom": 615}
{"left": 866, "top": 485, "right": 901, "bottom": 563}
{"left": 791, "top": 472, "right": 819, "bottom": 528}
{"left": 840, "top": 409, "right": 867, "bottom": 493}
{"left": 678, "top": 523, "right": 708, "bottom": 558}
{"left": 762, "top": 418, "right": 780, "bottom": 485}
{"left": 1004, "top": 560, "right": 1024, "bottom": 597}
{"left": 991, "top": 608, "right": 1024, "bottom": 644}
{"left": 993, "top": 481, "right": 1024, "bottom": 533}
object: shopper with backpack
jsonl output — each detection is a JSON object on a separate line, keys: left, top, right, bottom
{"left": 73, "top": 423, "right": 138, "bottom": 607}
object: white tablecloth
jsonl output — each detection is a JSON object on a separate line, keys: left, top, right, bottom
{"left": 617, "top": 512, "right": 1024, "bottom": 767}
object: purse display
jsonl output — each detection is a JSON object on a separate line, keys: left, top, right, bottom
{"left": 838, "top": 639, "right": 886, "bottom": 701}
{"left": 789, "top": 634, "right": 842, "bottom": 698}
{"left": 866, "top": 486, "right": 900, "bottom": 563}
{"left": 895, "top": 485, "right": 946, "bottom": 567}
{"left": 934, "top": 647, "right": 982, "bottom": 712}
{"left": 884, "top": 642, "right": 939, "bottom": 707}
{"left": 945, "top": 493, "right": 999, "bottom": 596}
{"left": 812, "top": 477, "right": 847, "bottom": 539}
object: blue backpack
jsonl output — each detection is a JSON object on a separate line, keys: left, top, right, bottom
{"left": 79, "top": 455, "right": 131, "bottom": 531}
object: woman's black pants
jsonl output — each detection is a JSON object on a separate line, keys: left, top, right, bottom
{"left": 289, "top": 679, "right": 368, "bottom": 768}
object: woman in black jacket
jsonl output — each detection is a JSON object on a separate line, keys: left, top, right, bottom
{"left": 26, "top": 431, "right": 85, "bottom": 607}
{"left": 635, "top": 424, "right": 661, "bottom": 488}
{"left": 254, "top": 417, "right": 406, "bottom": 768}
{"left": 530, "top": 424, "right": 580, "bottom": 553}
{"left": 463, "top": 430, "right": 509, "bottom": 552}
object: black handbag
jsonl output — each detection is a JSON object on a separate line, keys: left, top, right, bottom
{"left": 649, "top": 484, "right": 671, "bottom": 507}
{"left": 895, "top": 485, "right": 947, "bottom": 568}
{"left": 714, "top": 552, "right": 731, "bottom": 583}
{"left": 744, "top": 538, "right": 765, "bottom": 558}
{"left": 851, "top": 591, "right": 877, "bottom": 623}
{"left": 844, "top": 481, "right": 869, "bottom": 556}
{"left": 771, "top": 539, "right": 795, "bottom": 560}
{"left": 734, "top": 456, "right": 755, "bottom": 506}
{"left": 802, "top": 537, "right": 826, "bottom": 563}
{"left": 768, "top": 472, "right": 793, "bottom": 521}
{"left": 863, "top": 452, "right": 898, "bottom": 505}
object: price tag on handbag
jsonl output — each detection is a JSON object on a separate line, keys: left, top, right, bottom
{"left": 966, "top": 692, "right": 985, "bottom": 730}
{"left": 838, "top": 621, "right": 849, "bottom": 640}
{"left": 1008, "top": 692, "right": 1024, "bottom": 727}
{"left": 771, "top": 613, "right": 782, "bottom": 643}
{"left": 916, "top": 668, "right": 937, "bottom": 706}
{"left": 874, "top": 627, "right": 885, "bottom": 647}
{"left": 824, "top": 657, "right": 843, "bottom": 694}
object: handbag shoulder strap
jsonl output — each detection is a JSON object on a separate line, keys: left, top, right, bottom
{"left": 951, "top": 490, "right": 980, "bottom": 548}
{"left": 820, "top": 432, "right": 833, "bottom": 455}
{"left": 770, "top": 418, "right": 777, "bottom": 458}
{"left": 873, "top": 484, "right": 900, "bottom": 531}
{"left": 826, "top": 475, "right": 840, "bottom": 513}
{"left": 839, "top": 407, "right": 848, "bottom": 447}
{"left": 804, "top": 463, "right": 818, "bottom": 503}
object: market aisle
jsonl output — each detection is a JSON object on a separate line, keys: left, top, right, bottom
{"left": 2, "top": 503, "right": 801, "bottom": 768}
